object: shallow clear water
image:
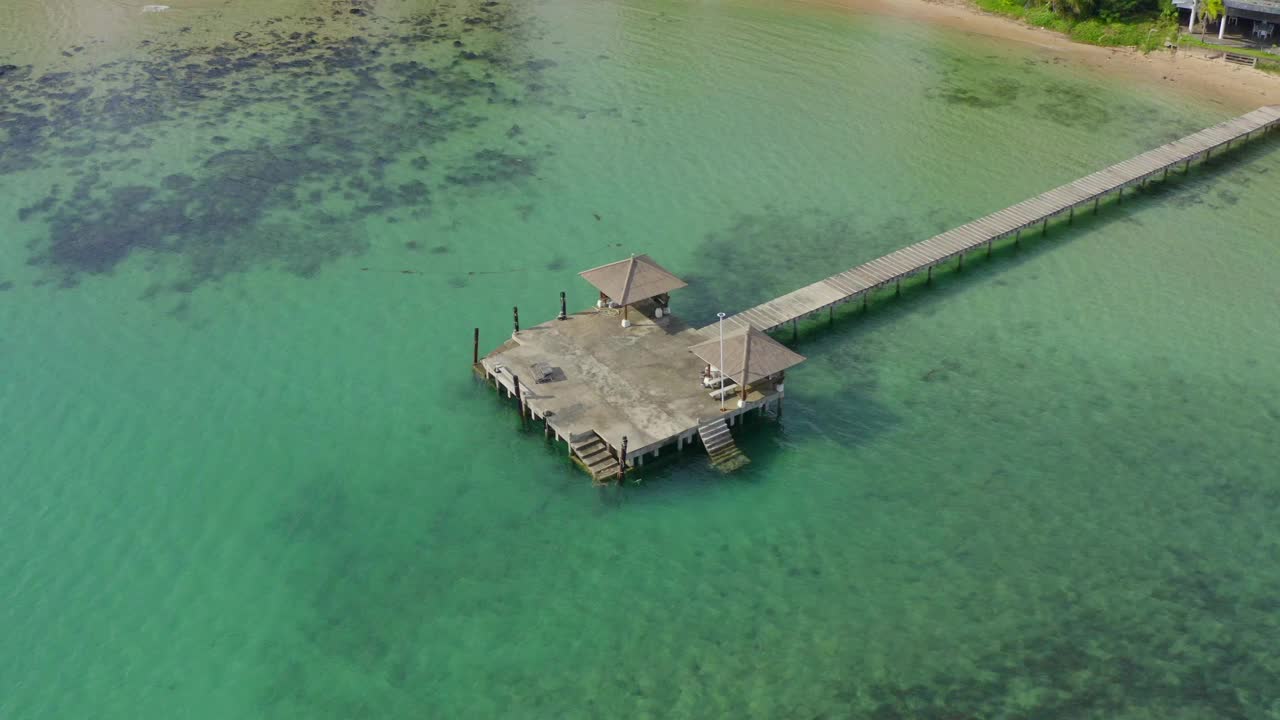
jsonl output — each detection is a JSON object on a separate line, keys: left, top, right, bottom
{"left": 3, "top": 1, "right": 1279, "bottom": 718}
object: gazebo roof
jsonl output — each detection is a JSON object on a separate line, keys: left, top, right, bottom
{"left": 688, "top": 326, "right": 806, "bottom": 387}
{"left": 579, "top": 254, "right": 687, "bottom": 307}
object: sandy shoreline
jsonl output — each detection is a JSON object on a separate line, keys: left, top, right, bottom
{"left": 799, "top": 0, "right": 1280, "bottom": 111}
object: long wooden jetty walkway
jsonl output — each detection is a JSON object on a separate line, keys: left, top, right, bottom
{"left": 705, "top": 105, "right": 1280, "bottom": 336}
{"left": 479, "top": 105, "right": 1280, "bottom": 482}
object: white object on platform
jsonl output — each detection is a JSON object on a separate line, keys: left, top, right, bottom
{"left": 621, "top": 319, "right": 631, "bottom": 328}
{"left": 141, "top": 5, "right": 170, "bottom": 12}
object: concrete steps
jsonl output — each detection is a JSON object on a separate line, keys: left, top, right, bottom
{"left": 698, "top": 419, "right": 750, "bottom": 472}
{"left": 571, "top": 432, "right": 622, "bottom": 482}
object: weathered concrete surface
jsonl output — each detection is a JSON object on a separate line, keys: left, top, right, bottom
{"left": 481, "top": 306, "right": 771, "bottom": 457}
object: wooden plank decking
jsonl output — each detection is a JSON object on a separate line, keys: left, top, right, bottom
{"left": 705, "top": 105, "right": 1280, "bottom": 335}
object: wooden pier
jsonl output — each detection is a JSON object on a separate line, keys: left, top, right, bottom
{"left": 479, "top": 105, "right": 1280, "bottom": 481}
{"left": 706, "top": 104, "right": 1280, "bottom": 336}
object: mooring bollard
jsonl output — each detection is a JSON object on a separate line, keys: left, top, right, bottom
{"left": 558, "top": 291, "right": 567, "bottom": 321}
{"left": 512, "top": 306, "right": 520, "bottom": 334}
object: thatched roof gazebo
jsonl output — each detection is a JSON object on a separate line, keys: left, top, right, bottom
{"left": 579, "top": 254, "right": 687, "bottom": 327}
{"left": 688, "top": 326, "right": 805, "bottom": 405}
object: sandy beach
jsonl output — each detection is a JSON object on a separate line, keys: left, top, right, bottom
{"left": 802, "top": 0, "right": 1280, "bottom": 110}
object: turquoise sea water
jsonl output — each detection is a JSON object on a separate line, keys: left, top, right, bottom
{"left": 3, "top": 0, "right": 1279, "bottom": 717}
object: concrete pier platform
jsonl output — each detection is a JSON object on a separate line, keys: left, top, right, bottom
{"left": 479, "top": 302, "right": 779, "bottom": 476}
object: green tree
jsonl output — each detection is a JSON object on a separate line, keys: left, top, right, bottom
{"left": 1049, "top": 0, "right": 1097, "bottom": 19}
{"left": 1200, "top": 0, "right": 1224, "bottom": 37}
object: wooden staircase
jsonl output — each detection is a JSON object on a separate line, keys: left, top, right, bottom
{"left": 571, "top": 432, "right": 622, "bottom": 483}
{"left": 698, "top": 418, "right": 750, "bottom": 472}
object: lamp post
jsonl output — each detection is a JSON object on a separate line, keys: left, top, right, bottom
{"left": 717, "top": 312, "right": 726, "bottom": 412}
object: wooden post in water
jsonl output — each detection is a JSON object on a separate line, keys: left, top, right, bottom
{"left": 1068, "top": 207, "right": 1074, "bottom": 225}
{"left": 558, "top": 291, "right": 567, "bottom": 321}
{"left": 862, "top": 292, "right": 869, "bottom": 311}
{"left": 1184, "top": 159, "right": 1191, "bottom": 174}
{"left": 791, "top": 319, "right": 797, "bottom": 342}
{"left": 957, "top": 254, "right": 964, "bottom": 271}
{"left": 473, "top": 327, "right": 479, "bottom": 365}
{"left": 1015, "top": 230, "right": 1021, "bottom": 249}
{"left": 1118, "top": 187, "right": 1124, "bottom": 204}
{"left": 1093, "top": 197, "right": 1100, "bottom": 215}
{"left": 512, "top": 306, "right": 520, "bottom": 333}
{"left": 617, "top": 436, "right": 628, "bottom": 484}
{"left": 986, "top": 240, "right": 992, "bottom": 258}
{"left": 1041, "top": 218, "right": 1048, "bottom": 236}
{"left": 927, "top": 265, "right": 933, "bottom": 283}
{"left": 895, "top": 279, "right": 901, "bottom": 296}
{"left": 513, "top": 374, "right": 525, "bottom": 428}
{"left": 1163, "top": 167, "right": 1169, "bottom": 180}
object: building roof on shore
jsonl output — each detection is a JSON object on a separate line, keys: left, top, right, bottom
{"left": 578, "top": 254, "right": 687, "bottom": 306}
{"left": 688, "top": 326, "right": 805, "bottom": 387}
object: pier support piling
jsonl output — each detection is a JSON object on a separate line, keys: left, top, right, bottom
{"left": 513, "top": 306, "right": 520, "bottom": 334}
{"left": 617, "top": 436, "right": 628, "bottom": 484}
{"left": 473, "top": 327, "right": 479, "bottom": 365}
{"left": 1093, "top": 197, "right": 1100, "bottom": 215}
{"left": 513, "top": 374, "right": 525, "bottom": 428}
{"left": 558, "top": 291, "right": 567, "bottom": 321}
{"left": 1068, "top": 207, "right": 1074, "bottom": 225}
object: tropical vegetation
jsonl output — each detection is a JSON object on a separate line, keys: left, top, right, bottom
{"left": 973, "top": 0, "right": 1180, "bottom": 51}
